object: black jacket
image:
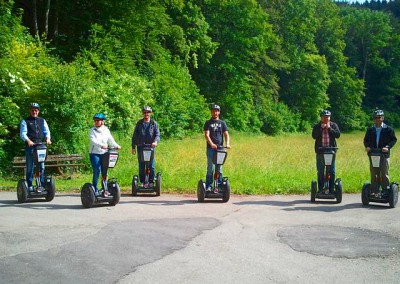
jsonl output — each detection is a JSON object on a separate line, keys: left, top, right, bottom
{"left": 312, "top": 121, "right": 341, "bottom": 153}
{"left": 363, "top": 124, "right": 397, "bottom": 157}
{"left": 131, "top": 119, "right": 160, "bottom": 148}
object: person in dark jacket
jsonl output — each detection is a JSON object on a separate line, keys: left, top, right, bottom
{"left": 363, "top": 109, "right": 397, "bottom": 190}
{"left": 312, "top": 110, "right": 341, "bottom": 193}
{"left": 131, "top": 106, "right": 160, "bottom": 187}
{"left": 19, "top": 103, "right": 51, "bottom": 192}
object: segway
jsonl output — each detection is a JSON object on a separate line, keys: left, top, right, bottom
{"left": 311, "top": 147, "right": 342, "bottom": 203}
{"left": 197, "top": 146, "right": 230, "bottom": 203}
{"left": 81, "top": 148, "right": 121, "bottom": 208}
{"left": 17, "top": 143, "right": 56, "bottom": 203}
{"left": 132, "top": 145, "right": 161, "bottom": 196}
{"left": 361, "top": 148, "right": 398, "bottom": 208}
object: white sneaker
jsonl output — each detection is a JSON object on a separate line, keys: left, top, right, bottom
{"left": 206, "top": 186, "right": 212, "bottom": 192}
{"left": 28, "top": 186, "right": 34, "bottom": 192}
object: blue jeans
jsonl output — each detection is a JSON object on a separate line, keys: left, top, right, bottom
{"left": 25, "top": 147, "right": 45, "bottom": 187}
{"left": 137, "top": 146, "right": 155, "bottom": 184}
{"left": 316, "top": 154, "right": 335, "bottom": 192}
{"left": 90, "top": 153, "right": 108, "bottom": 191}
{"left": 206, "top": 148, "right": 223, "bottom": 188}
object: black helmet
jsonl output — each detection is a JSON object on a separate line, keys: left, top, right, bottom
{"left": 142, "top": 106, "right": 152, "bottom": 113}
{"left": 320, "top": 109, "right": 331, "bottom": 116}
{"left": 93, "top": 113, "right": 107, "bottom": 120}
{"left": 373, "top": 109, "right": 384, "bottom": 117}
{"left": 211, "top": 104, "right": 220, "bottom": 111}
{"left": 30, "top": 102, "right": 40, "bottom": 110}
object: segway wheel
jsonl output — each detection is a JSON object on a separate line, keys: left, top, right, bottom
{"left": 335, "top": 179, "right": 342, "bottom": 204}
{"left": 222, "top": 179, "right": 231, "bottom": 203}
{"left": 197, "top": 180, "right": 205, "bottom": 202}
{"left": 132, "top": 175, "right": 138, "bottom": 196}
{"left": 17, "top": 179, "right": 28, "bottom": 203}
{"left": 108, "top": 181, "right": 120, "bottom": 206}
{"left": 361, "top": 183, "right": 371, "bottom": 206}
{"left": 45, "top": 176, "right": 56, "bottom": 202}
{"left": 155, "top": 173, "right": 161, "bottom": 196}
{"left": 311, "top": 180, "right": 317, "bottom": 203}
{"left": 389, "top": 182, "right": 399, "bottom": 208}
{"left": 81, "top": 183, "right": 95, "bottom": 208}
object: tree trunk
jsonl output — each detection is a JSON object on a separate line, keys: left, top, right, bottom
{"left": 44, "top": 0, "right": 51, "bottom": 37}
{"left": 32, "top": 0, "right": 39, "bottom": 38}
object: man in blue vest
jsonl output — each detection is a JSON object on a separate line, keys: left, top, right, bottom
{"left": 132, "top": 106, "right": 160, "bottom": 187}
{"left": 19, "top": 103, "right": 51, "bottom": 192}
{"left": 364, "top": 109, "right": 397, "bottom": 190}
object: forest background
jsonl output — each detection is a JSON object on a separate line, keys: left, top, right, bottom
{"left": 1, "top": 0, "right": 400, "bottom": 178}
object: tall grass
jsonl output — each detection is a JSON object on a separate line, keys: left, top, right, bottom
{"left": 2, "top": 130, "right": 399, "bottom": 194}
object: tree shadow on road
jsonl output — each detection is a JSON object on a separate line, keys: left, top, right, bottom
{"left": 233, "top": 199, "right": 391, "bottom": 212}
{"left": 0, "top": 199, "right": 82, "bottom": 210}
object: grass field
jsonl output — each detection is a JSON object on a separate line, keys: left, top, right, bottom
{"left": 1, "top": 130, "right": 399, "bottom": 195}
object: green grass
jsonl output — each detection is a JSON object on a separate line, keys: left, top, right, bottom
{"left": 1, "top": 130, "right": 399, "bottom": 194}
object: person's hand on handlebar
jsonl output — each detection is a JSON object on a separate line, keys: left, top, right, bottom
{"left": 226, "top": 144, "right": 231, "bottom": 149}
{"left": 151, "top": 142, "right": 158, "bottom": 148}
{"left": 46, "top": 138, "right": 52, "bottom": 145}
{"left": 365, "top": 147, "right": 371, "bottom": 152}
{"left": 132, "top": 148, "right": 136, "bottom": 155}
{"left": 382, "top": 147, "right": 389, "bottom": 152}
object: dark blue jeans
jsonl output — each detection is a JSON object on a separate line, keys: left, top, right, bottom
{"left": 25, "top": 147, "right": 45, "bottom": 188}
{"left": 90, "top": 153, "right": 108, "bottom": 192}
{"left": 316, "top": 154, "right": 335, "bottom": 192}
{"left": 137, "top": 146, "right": 155, "bottom": 184}
{"left": 206, "top": 148, "right": 223, "bottom": 188}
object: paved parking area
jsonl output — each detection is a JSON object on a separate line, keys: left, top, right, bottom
{"left": 0, "top": 192, "right": 399, "bottom": 283}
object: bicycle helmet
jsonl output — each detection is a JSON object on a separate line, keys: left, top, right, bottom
{"left": 142, "top": 106, "right": 152, "bottom": 113}
{"left": 320, "top": 109, "right": 331, "bottom": 116}
{"left": 30, "top": 102, "right": 40, "bottom": 110}
{"left": 93, "top": 113, "right": 106, "bottom": 120}
{"left": 211, "top": 104, "right": 220, "bottom": 111}
{"left": 373, "top": 109, "right": 384, "bottom": 117}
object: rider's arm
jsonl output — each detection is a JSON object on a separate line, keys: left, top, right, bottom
{"left": 43, "top": 119, "right": 51, "bottom": 144}
{"left": 224, "top": 131, "right": 230, "bottom": 148}
{"left": 205, "top": 130, "right": 217, "bottom": 149}
{"left": 329, "top": 122, "right": 340, "bottom": 138}
{"left": 311, "top": 123, "right": 322, "bottom": 140}
{"left": 20, "top": 120, "right": 34, "bottom": 146}
{"left": 152, "top": 122, "right": 161, "bottom": 147}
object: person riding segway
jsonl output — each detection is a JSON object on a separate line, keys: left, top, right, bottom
{"left": 311, "top": 110, "right": 342, "bottom": 203}
{"left": 81, "top": 113, "right": 121, "bottom": 208}
{"left": 362, "top": 109, "right": 398, "bottom": 207}
{"left": 197, "top": 104, "right": 231, "bottom": 202}
{"left": 131, "top": 106, "right": 161, "bottom": 196}
{"left": 17, "top": 103, "right": 55, "bottom": 203}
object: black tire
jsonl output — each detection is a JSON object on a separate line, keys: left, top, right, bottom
{"left": 311, "top": 180, "right": 317, "bottom": 203}
{"left": 155, "top": 173, "right": 161, "bottom": 196}
{"left": 389, "top": 182, "right": 399, "bottom": 208}
{"left": 335, "top": 179, "right": 342, "bottom": 204}
{"left": 81, "top": 183, "right": 95, "bottom": 208}
{"left": 132, "top": 175, "right": 138, "bottom": 196}
{"left": 222, "top": 180, "right": 231, "bottom": 203}
{"left": 108, "top": 181, "right": 120, "bottom": 206}
{"left": 17, "top": 179, "right": 28, "bottom": 203}
{"left": 361, "top": 183, "right": 371, "bottom": 206}
{"left": 45, "top": 176, "right": 56, "bottom": 202}
{"left": 197, "top": 180, "right": 205, "bottom": 202}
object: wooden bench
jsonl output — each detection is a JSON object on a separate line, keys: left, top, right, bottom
{"left": 13, "top": 154, "right": 84, "bottom": 176}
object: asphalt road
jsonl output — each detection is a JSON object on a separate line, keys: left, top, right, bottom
{"left": 0, "top": 192, "right": 399, "bottom": 284}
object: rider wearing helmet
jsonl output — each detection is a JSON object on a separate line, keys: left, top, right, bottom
{"left": 364, "top": 109, "right": 397, "bottom": 189}
{"left": 204, "top": 104, "right": 231, "bottom": 192}
{"left": 132, "top": 106, "right": 160, "bottom": 187}
{"left": 89, "top": 112, "right": 121, "bottom": 196}
{"left": 312, "top": 109, "right": 341, "bottom": 193}
{"left": 19, "top": 103, "right": 51, "bottom": 192}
